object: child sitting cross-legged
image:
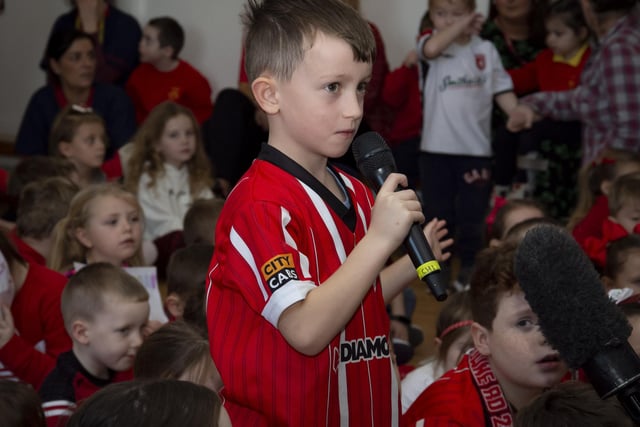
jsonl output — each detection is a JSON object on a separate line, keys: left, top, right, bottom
{"left": 39, "top": 263, "right": 150, "bottom": 426}
{"left": 403, "top": 241, "right": 568, "bottom": 426}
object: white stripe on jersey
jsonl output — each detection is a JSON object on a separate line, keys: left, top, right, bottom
{"left": 299, "top": 181, "right": 346, "bottom": 262}
{"left": 339, "top": 329, "right": 350, "bottom": 427}
{"left": 230, "top": 226, "right": 269, "bottom": 300}
{"left": 280, "top": 206, "right": 311, "bottom": 278}
{"left": 43, "top": 400, "right": 76, "bottom": 418}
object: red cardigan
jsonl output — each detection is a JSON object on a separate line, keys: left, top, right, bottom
{"left": 381, "top": 63, "right": 422, "bottom": 145}
{"left": 508, "top": 45, "right": 591, "bottom": 95}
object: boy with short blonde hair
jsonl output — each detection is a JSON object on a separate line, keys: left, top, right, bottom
{"left": 40, "top": 263, "right": 150, "bottom": 426}
{"left": 206, "top": 0, "right": 447, "bottom": 425}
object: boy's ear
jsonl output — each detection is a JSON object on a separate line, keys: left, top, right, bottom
{"left": 471, "top": 322, "right": 491, "bottom": 356}
{"left": 488, "top": 238, "right": 501, "bottom": 248}
{"left": 71, "top": 319, "right": 90, "bottom": 345}
{"left": 251, "top": 75, "right": 279, "bottom": 115}
{"left": 161, "top": 45, "right": 175, "bottom": 60}
{"left": 75, "top": 227, "right": 93, "bottom": 249}
{"left": 165, "top": 293, "right": 185, "bottom": 319}
{"left": 601, "top": 179, "right": 612, "bottom": 196}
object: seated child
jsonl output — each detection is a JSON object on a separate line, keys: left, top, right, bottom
{"left": 0, "top": 379, "right": 45, "bottom": 427}
{"left": 125, "top": 102, "right": 214, "bottom": 275}
{"left": 183, "top": 198, "right": 225, "bottom": 246}
{"left": 604, "top": 235, "right": 640, "bottom": 295}
{"left": 126, "top": 17, "right": 213, "bottom": 124}
{"left": 66, "top": 379, "right": 231, "bottom": 427}
{"left": 3, "top": 156, "right": 77, "bottom": 223}
{"left": 48, "top": 183, "right": 144, "bottom": 274}
{"left": 403, "top": 242, "right": 567, "bottom": 426}
{"left": 39, "top": 263, "right": 150, "bottom": 426}
{"left": 514, "top": 381, "right": 632, "bottom": 427}
{"left": 583, "top": 172, "right": 640, "bottom": 269}
{"left": 569, "top": 149, "right": 640, "bottom": 247}
{"left": 401, "top": 291, "right": 473, "bottom": 413}
{"left": 0, "top": 232, "right": 70, "bottom": 390}
{"left": 134, "top": 320, "right": 222, "bottom": 391}
{"left": 10, "top": 177, "right": 79, "bottom": 265}
{"left": 49, "top": 105, "right": 107, "bottom": 189}
{"left": 165, "top": 244, "right": 213, "bottom": 333}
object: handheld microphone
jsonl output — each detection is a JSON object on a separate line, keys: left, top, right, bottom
{"left": 514, "top": 224, "right": 640, "bottom": 422}
{"left": 352, "top": 131, "right": 447, "bottom": 302}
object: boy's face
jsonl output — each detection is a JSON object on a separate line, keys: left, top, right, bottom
{"left": 429, "top": 0, "right": 472, "bottom": 33}
{"left": 474, "top": 291, "right": 567, "bottom": 405}
{"left": 268, "top": 31, "right": 371, "bottom": 163}
{"left": 614, "top": 201, "right": 640, "bottom": 234}
{"left": 627, "top": 314, "right": 640, "bottom": 356}
{"left": 83, "top": 295, "right": 149, "bottom": 374}
{"left": 139, "top": 25, "right": 169, "bottom": 64}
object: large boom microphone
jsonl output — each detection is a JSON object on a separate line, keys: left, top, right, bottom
{"left": 352, "top": 131, "right": 447, "bottom": 301}
{"left": 514, "top": 224, "right": 640, "bottom": 422}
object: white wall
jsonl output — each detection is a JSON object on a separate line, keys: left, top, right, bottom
{"left": 0, "top": 0, "right": 488, "bottom": 141}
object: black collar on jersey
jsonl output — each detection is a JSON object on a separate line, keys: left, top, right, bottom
{"left": 258, "top": 143, "right": 357, "bottom": 232}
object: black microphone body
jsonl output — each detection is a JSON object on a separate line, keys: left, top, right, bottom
{"left": 352, "top": 132, "right": 447, "bottom": 301}
{"left": 515, "top": 225, "right": 640, "bottom": 422}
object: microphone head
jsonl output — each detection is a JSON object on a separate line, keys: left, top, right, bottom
{"left": 352, "top": 131, "right": 396, "bottom": 187}
{"left": 514, "top": 224, "right": 632, "bottom": 369}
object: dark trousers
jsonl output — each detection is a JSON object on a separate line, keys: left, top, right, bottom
{"left": 391, "top": 135, "right": 421, "bottom": 189}
{"left": 419, "top": 152, "right": 492, "bottom": 283}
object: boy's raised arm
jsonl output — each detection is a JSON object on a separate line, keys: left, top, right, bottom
{"left": 277, "top": 173, "right": 424, "bottom": 356}
{"left": 421, "top": 12, "right": 484, "bottom": 59}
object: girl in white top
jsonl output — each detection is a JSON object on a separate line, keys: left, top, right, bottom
{"left": 125, "top": 101, "right": 214, "bottom": 241}
{"left": 401, "top": 291, "right": 474, "bottom": 413}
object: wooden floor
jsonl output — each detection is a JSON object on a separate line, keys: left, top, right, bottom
{"left": 407, "top": 279, "right": 445, "bottom": 365}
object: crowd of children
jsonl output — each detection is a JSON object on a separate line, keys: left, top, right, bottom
{"left": 0, "top": 0, "right": 639, "bottom": 425}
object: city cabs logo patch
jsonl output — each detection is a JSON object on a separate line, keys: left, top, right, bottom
{"left": 261, "top": 253, "right": 298, "bottom": 291}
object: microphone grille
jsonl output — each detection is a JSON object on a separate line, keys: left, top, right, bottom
{"left": 351, "top": 131, "right": 396, "bottom": 179}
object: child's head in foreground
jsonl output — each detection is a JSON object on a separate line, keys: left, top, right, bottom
{"left": 0, "top": 379, "right": 45, "bottom": 427}
{"left": 61, "top": 262, "right": 150, "bottom": 377}
{"left": 165, "top": 243, "right": 214, "bottom": 332}
{"left": 67, "top": 378, "right": 231, "bottom": 427}
{"left": 470, "top": 241, "right": 567, "bottom": 408}
{"left": 134, "top": 320, "right": 222, "bottom": 391}
{"left": 514, "top": 381, "right": 632, "bottom": 427}
{"left": 49, "top": 183, "right": 144, "bottom": 272}
{"left": 243, "top": 0, "right": 375, "bottom": 156}
{"left": 433, "top": 290, "right": 474, "bottom": 372}
{"left": 608, "top": 172, "right": 640, "bottom": 234}
{"left": 140, "top": 16, "right": 185, "bottom": 63}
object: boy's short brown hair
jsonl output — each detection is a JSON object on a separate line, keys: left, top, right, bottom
{"left": 61, "top": 263, "right": 149, "bottom": 332}
{"left": 16, "top": 177, "right": 79, "bottom": 239}
{"left": 183, "top": 198, "right": 225, "bottom": 246}
{"left": 242, "top": 0, "right": 376, "bottom": 83}
{"left": 470, "top": 242, "right": 519, "bottom": 330}
{"left": 147, "top": 17, "right": 185, "bottom": 59}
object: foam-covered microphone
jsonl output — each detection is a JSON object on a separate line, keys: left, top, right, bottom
{"left": 352, "top": 131, "right": 447, "bottom": 301}
{"left": 514, "top": 224, "right": 640, "bottom": 422}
